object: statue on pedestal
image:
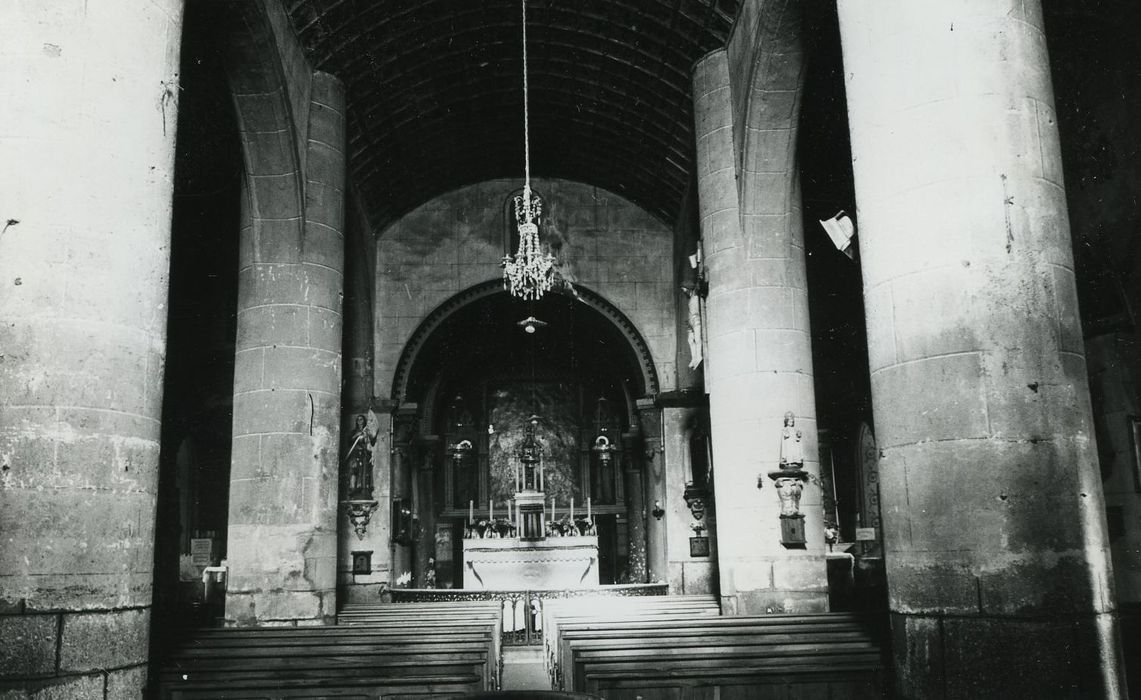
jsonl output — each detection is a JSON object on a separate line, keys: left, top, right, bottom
{"left": 766, "top": 411, "right": 809, "bottom": 546}
{"left": 779, "top": 411, "right": 803, "bottom": 469}
{"left": 345, "top": 413, "right": 379, "bottom": 499}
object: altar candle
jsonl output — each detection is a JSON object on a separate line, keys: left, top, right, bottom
{"left": 587, "top": 497, "right": 591, "bottom": 520}
{"left": 489, "top": 499, "right": 493, "bottom": 522}
{"left": 550, "top": 497, "right": 555, "bottom": 521}
{"left": 570, "top": 497, "right": 574, "bottom": 520}
{"left": 469, "top": 500, "right": 474, "bottom": 524}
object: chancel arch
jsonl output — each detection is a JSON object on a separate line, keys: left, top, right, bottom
{"left": 376, "top": 281, "right": 661, "bottom": 589}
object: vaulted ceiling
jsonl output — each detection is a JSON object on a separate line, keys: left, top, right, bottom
{"left": 284, "top": 0, "right": 739, "bottom": 231}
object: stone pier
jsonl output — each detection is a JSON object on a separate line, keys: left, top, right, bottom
{"left": 693, "top": 43, "right": 827, "bottom": 615}
{"left": 0, "top": 1, "right": 184, "bottom": 695}
{"left": 838, "top": 0, "right": 1125, "bottom": 695}
{"left": 225, "top": 72, "right": 346, "bottom": 626}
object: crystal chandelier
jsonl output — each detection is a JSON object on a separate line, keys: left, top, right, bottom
{"left": 503, "top": 0, "right": 556, "bottom": 301}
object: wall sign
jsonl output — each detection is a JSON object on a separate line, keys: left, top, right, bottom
{"left": 190, "top": 538, "right": 213, "bottom": 567}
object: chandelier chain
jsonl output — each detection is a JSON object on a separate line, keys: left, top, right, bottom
{"left": 522, "top": 0, "right": 530, "bottom": 190}
{"left": 503, "top": 0, "right": 554, "bottom": 301}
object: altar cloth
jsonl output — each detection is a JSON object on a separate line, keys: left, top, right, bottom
{"left": 462, "top": 536, "right": 600, "bottom": 590}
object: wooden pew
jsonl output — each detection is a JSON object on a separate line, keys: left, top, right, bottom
{"left": 336, "top": 600, "right": 505, "bottom": 680}
{"left": 158, "top": 602, "right": 503, "bottom": 699}
{"left": 545, "top": 606, "right": 889, "bottom": 698}
{"left": 540, "top": 595, "right": 721, "bottom": 683}
{"left": 159, "top": 638, "right": 492, "bottom": 699}
{"left": 556, "top": 613, "right": 884, "bottom": 687}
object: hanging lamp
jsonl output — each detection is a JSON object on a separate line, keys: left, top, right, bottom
{"left": 503, "top": 0, "right": 557, "bottom": 301}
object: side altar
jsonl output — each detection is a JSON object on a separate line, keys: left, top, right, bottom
{"left": 461, "top": 416, "right": 599, "bottom": 590}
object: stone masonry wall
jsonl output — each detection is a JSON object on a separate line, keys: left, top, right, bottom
{"left": 374, "top": 178, "right": 677, "bottom": 401}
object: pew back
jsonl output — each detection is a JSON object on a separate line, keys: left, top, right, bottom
{"left": 544, "top": 604, "right": 889, "bottom": 698}
{"left": 158, "top": 602, "right": 503, "bottom": 699}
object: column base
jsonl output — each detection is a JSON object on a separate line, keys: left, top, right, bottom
{"left": 891, "top": 611, "right": 1124, "bottom": 698}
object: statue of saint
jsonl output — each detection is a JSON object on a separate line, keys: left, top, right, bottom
{"left": 345, "top": 413, "right": 378, "bottom": 498}
{"left": 779, "top": 411, "right": 803, "bottom": 468}
{"left": 683, "top": 285, "right": 703, "bottom": 370}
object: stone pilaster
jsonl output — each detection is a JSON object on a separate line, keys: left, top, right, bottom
{"left": 693, "top": 49, "right": 827, "bottom": 615}
{"left": 413, "top": 436, "right": 440, "bottom": 587}
{"left": 837, "top": 1, "right": 1124, "bottom": 695}
{"left": 0, "top": 1, "right": 184, "bottom": 694}
{"left": 389, "top": 406, "right": 418, "bottom": 586}
{"left": 662, "top": 404, "right": 718, "bottom": 595}
{"left": 621, "top": 431, "right": 649, "bottom": 583}
{"left": 638, "top": 399, "right": 668, "bottom": 584}
{"left": 225, "top": 72, "right": 346, "bottom": 625}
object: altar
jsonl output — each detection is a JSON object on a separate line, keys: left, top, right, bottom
{"left": 458, "top": 414, "right": 601, "bottom": 590}
{"left": 462, "top": 536, "right": 599, "bottom": 590}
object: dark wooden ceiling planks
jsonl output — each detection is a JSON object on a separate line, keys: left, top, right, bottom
{"left": 285, "top": 0, "right": 738, "bottom": 231}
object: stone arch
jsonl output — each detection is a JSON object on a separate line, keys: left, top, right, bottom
{"left": 734, "top": 0, "right": 806, "bottom": 235}
{"left": 219, "top": 1, "right": 306, "bottom": 239}
{"left": 391, "top": 280, "right": 661, "bottom": 406}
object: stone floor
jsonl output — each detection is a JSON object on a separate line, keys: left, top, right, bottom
{"left": 500, "top": 646, "right": 551, "bottom": 690}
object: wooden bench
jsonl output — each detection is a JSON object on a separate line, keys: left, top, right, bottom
{"left": 336, "top": 600, "right": 505, "bottom": 678}
{"left": 158, "top": 602, "right": 503, "bottom": 699}
{"left": 540, "top": 595, "right": 720, "bottom": 681}
{"left": 545, "top": 607, "right": 889, "bottom": 698}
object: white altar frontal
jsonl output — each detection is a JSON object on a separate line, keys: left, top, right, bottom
{"left": 462, "top": 536, "right": 599, "bottom": 590}
{"left": 461, "top": 416, "right": 601, "bottom": 590}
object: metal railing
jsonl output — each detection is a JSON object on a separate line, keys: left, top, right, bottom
{"left": 391, "top": 583, "right": 669, "bottom": 646}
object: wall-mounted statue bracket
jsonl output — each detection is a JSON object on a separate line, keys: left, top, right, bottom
{"left": 345, "top": 499, "right": 379, "bottom": 540}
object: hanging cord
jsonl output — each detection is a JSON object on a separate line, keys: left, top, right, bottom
{"left": 522, "top": 0, "right": 531, "bottom": 192}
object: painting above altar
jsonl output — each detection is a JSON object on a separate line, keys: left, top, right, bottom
{"left": 487, "top": 381, "right": 582, "bottom": 503}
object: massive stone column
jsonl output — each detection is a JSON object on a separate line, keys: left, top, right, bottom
{"left": 225, "top": 72, "right": 346, "bottom": 626}
{"left": 837, "top": 1, "right": 1125, "bottom": 696}
{"left": 0, "top": 2, "right": 183, "bottom": 695}
{"left": 694, "top": 49, "right": 827, "bottom": 615}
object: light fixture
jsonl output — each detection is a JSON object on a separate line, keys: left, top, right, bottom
{"left": 517, "top": 315, "right": 547, "bottom": 334}
{"left": 502, "top": 0, "right": 557, "bottom": 301}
